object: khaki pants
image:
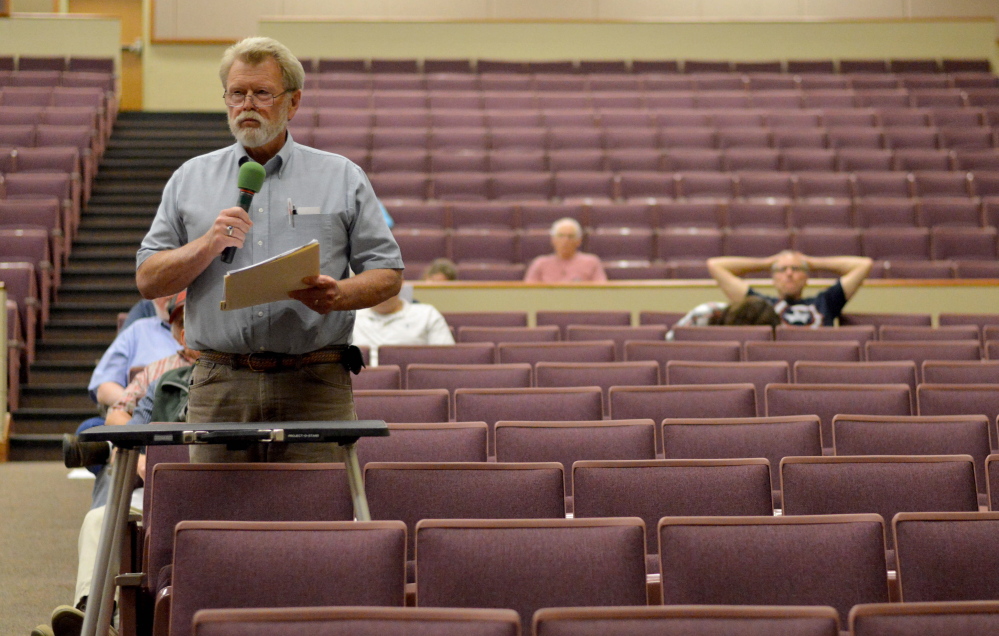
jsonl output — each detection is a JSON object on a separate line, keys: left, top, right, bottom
{"left": 186, "top": 360, "right": 356, "bottom": 463}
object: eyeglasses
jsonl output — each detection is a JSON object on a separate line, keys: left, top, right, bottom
{"left": 771, "top": 265, "right": 808, "bottom": 274}
{"left": 223, "top": 89, "right": 288, "bottom": 107}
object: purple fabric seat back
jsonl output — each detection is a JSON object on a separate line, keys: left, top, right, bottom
{"left": 780, "top": 455, "right": 979, "bottom": 549}
{"left": 850, "top": 601, "right": 999, "bottom": 636}
{"left": 894, "top": 512, "right": 999, "bottom": 602}
{"left": 659, "top": 514, "right": 888, "bottom": 623}
{"left": 535, "top": 605, "right": 840, "bottom": 636}
{"left": 170, "top": 520, "right": 406, "bottom": 636}
{"left": 193, "top": 607, "right": 520, "bottom": 636}
{"left": 353, "top": 389, "right": 451, "bottom": 423}
{"left": 833, "top": 415, "right": 991, "bottom": 493}
{"left": 495, "top": 420, "right": 656, "bottom": 496}
{"left": 355, "top": 422, "right": 488, "bottom": 467}
{"left": 765, "top": 383, "right": 912, "bottom": 450}
{"left": 147, "top": 464, "right": 354, "bottom": 596}
{"left": 666, "top": 360, "right": 789, "bottom": 415}
{"left": 416, "top": 518, "right": 647, "bottom": 634}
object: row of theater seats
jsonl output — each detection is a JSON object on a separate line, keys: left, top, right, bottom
{"left": 370, "top": 168, "right": 999, "bottom": 203}
{"left": 125, "top": 603, "right": 999, "bottom": 635}
{"left": 293, "top": 106, "right": 999, "bottom": 131}
{"left": 130, "top": 448, "right": 999, "bottom": 635}
{"left": 0, "top": 55, "right": 115, "bottom": 73}
{"left": 387, "top": 198, "right": 999, "bottom": 230}
{"left": 298, "top": 72, "right": 999, "bottom": 92}
{"left": 297, "top": 57, "right": 992, "bottom": 74}
{"left": 293, "top": 87, "right": 999, "bottom": 110}
{"left": 392, "top": 226, "right": 999, "bottom": 272}
{"left": 366, "top": 171, "right": 999, "bottom": 201}
{"left": 0, "top": 70, "right": 116, "bottom": 94}
{"left": 0, "top": 59, "right": 114, "bottom": 408}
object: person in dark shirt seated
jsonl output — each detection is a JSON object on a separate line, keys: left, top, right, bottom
{"left": 706, "top": 251, "right": 873, "bottom": 327}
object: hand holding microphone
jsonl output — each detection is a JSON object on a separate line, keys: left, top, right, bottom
{"left": 221, "top": 160, "right": 266, "bottom": 264}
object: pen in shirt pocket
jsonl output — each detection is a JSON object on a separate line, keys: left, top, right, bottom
{"left": 287, "top": 198, "right": 297, "bottom": 228}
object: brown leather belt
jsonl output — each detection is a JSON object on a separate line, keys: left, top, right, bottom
{"left": 198, "top": 347, "right": 347, "bottom": 372}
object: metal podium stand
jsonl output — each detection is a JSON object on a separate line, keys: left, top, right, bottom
{"left": 76, "top": 420, "right": 388, "bottom": 636}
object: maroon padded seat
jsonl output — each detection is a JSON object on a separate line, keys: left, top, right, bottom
{"left": 416, "top": 518, "right": 647, "bottom": 634}
{"left": 850, "top": 601, "right": 999, "bottom": 636}
{"left": 495, "top": 419, "right": 656, "bottom": 503}
{"left": 193, "top": 607, "right": 519, "bottom": 636}
{"left": 355, "top": 422, "right": 488, "bottom": 467}
{"left": 834, "top": 414, "right": 992, "bottom": 495}
{"left": 666, "top": 360, "right": 788, "bottom": 416}
{"left": 794, "top": 361, "right": 918, "bottom": 411}
{"left": 894, "top": 512, "right": 999, "bottom": 602}
{"left": 765, "top": 383, "right": 912, "bottom": 450}
{"left": 659, "top": 514, "right": 889, "bottom": 623}
{"left": 145, "top": 463, "right": 355, "bottom": 603}
{"left": 365, "top": 462, "right": 564, "bottom": 562}
{"left": 168, "top": 521, "right": 406, "bottom": 636}
{"left": 780, "top": 455, "right": 979, "bottom": 552}
{"left": 624, "top": 341, "right": 742, "bottom": 377}
{"left": 662, "top": 415, "right": 822, "bottom": 505}
{"left": 535, "top": 606, "right": 841, "bottom": 636}
{"left": 353, "top": 389, "right": 451, "bottom": 423}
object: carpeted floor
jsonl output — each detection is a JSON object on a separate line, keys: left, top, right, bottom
{"left": 0, "top": 462, "right": 94, "bottom": 636}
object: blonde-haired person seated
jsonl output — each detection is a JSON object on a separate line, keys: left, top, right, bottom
{"left": 524, "top": 218, "right": 607, "bottom": 283}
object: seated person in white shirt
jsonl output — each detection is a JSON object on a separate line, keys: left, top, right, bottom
{"left": 351, "top": 285, "right": 454, "bottom": 365}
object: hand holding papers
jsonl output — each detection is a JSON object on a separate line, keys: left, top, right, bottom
{"left": 220, "top": 240, "right": 320, "bottom": 311}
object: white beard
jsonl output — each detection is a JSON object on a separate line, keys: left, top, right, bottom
{"left": 229, "top": 106, "right": 287, "bottom": 148}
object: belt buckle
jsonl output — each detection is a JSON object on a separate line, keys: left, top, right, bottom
{"left": 245, "top": 352, "right": 270, "bottom": 372}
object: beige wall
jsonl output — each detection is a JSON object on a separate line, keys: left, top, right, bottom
{"left": 0, "top": 13, "right": 120, "bottom": 64}
{"left": 140, "top": 17, "right": 999, "bottom": 110}
{"left": 413, "top": 280, "right": 999, "bottom": 326}
{"left": 151, "top": 0, "right": 999, "bottom": 41}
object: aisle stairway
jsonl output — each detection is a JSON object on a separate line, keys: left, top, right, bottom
{"left": 9, "top": 112, "right": 231, "bottom": 460}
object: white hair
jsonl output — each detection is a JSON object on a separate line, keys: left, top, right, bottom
{"left": 219, "top": 36, "right": 305, "bottom": 92}
{"left": 550, "top": 217, "right": 583, "bottom": 238}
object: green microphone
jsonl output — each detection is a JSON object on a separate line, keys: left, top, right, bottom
{"left": 221, "top": 160, "right": 266, "bottom": 263}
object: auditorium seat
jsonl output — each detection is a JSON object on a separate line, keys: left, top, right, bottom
{"left": 894, "top": 512, "right": 999, "bottom": 602}
{"left": 378, "top": 343, "right": 495, "bottom": 375}
{"left": 658, "top": 514, "right": 888, "bottom": 622}
{"left": 353, "top": 389, "right": 451, "bottom": 423}
{"left": 495, "top": 419, "right": 656, "bottom": 508}
{"left": 407, "top": 363, "right": 532, "bottom": 410}
{"left": 193, "top": 607, "right": 519, "bottom": 636}
{"left": 573, "top": 458, "right": 773, "bottom": 573}
{"left": 456, "top": 386, "right": 604, "bottom": 451}
{"left": 794, "top": 361, "right": 918, "bottom": 410}
{"left": 538, "top": 605, "right": 842, "bottom": 635}
{"left": 833, "top": 414, "right": 992, "bottom": 497}
{"left": 535, "top": 310, "right": 631, "bottom": 337}
{"left": 441, "top": 311, "right": 528, "bottom": 330}
{"left": 366, "top": 461, "right": 565, "bottom": 573}
{"left": 840, "top": 312, "right": 932, "bottom": 327}
{"left": 457, "top": 326, "right": 559, "bottom": 344}
{"left": 564, "top": 325, "right": 666, "bottom": 360}
{"left": 765, "top": 383, "right": 913, "bottom": 450}
{"left": 625, "top": 341, "right": 743, "bottom": 376}
{"left": 780, "top": 454, "right": 979, "bottom": 557}
{"left": 666, "top": 360, "right": 788, "bottom": 414}
{"left": 416, "top": 518, "right": 647, "bottom": 634}
{"left": 166, "top": 520, "right": 406, "bottom": 636}
{"left": 350, "top": 364, "right": 401, "bottom": 390}
{"left": 496, "top": 341, "right": 616, "bottom": 366}
{"left": 356, "top": 424, "right": 494, "bottom": 475}
{"left": 536, "top": 361, "right": 660, "bottom": 415}
{"left": 868, "top": 342, "right": 982, "bottom": 380}
{"left": 917, "top": 384, "right": 999, "bottom": 439}
{"left": 662, "top": 415, "right": 822, "bottom": 506}
{"left": 850, "top": 601, "right": 999, "bottom": 636}
{"left": 671, "top": 325, "right": 774, "bottom": 344}
{"left": 879, "top": 325, "right": 981, "bottom": 341}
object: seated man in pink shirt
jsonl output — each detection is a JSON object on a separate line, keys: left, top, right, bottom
{"left": 523, "top": 217, "right": 607, "bottom": 283}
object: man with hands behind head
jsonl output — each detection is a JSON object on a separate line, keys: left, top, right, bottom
{"left": 706, "top": 251, "right": 873, "bottom": 327}
{"left": 135, "top": 36, "right": 403, "bottom": 463}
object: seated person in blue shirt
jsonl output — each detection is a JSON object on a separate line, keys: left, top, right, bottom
{"left": 706, "top": 250, "right": 873, "bottom": 327}
{"left": 88, "top": 293, "right": 183, "bottom": 411}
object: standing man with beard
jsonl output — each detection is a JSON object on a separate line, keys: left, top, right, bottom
{"left": 706, "top": 251, "right": 872, "bottom": 327}
{"left": 135, "top": 37, "right": 403, "bottom": 462}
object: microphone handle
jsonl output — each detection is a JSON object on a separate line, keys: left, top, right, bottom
{"left": 220, "top": 189, "right": 256, "bottom": 264}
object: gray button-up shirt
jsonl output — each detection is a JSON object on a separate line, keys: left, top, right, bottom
{"left": 137, "top": 136, "right": 404, "bottom": 354}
